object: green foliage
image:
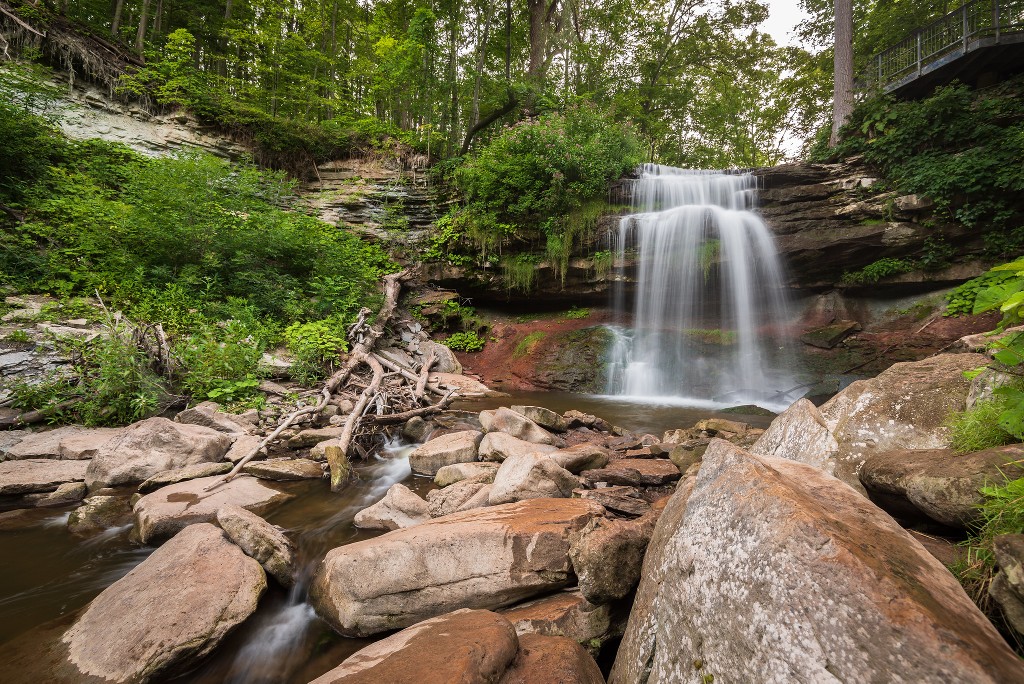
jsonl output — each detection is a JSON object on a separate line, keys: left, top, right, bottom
{"left": 948, "top": 399, "right": 1017, "bottom": 454}
{"left": 282, "top": 318, "right": 350, "bottom": 385}
{"left": 699, "top": 240, "right": 720, "bottom": 282}
{"left": 842, "top": 258, "right": 915, "bottom": 285}
{"left": 442, "top": 331, "right": 485, "bottom": 352}
{"left": 502, "top": 254, "right": 540, "bottom": 294}
{"left": 592, "top": 250, "right": 613, "bottom": 280}
{"left": 4, "top": 330, "right": 31, "bottom": 343}
{"left": 513, "top": 331, "right": 547, "bottom": 359}
{"left": 0, "top": 97, "right": 64, "bottom": 206}
{"left": 684, "top": 329, "right": 738, "bottom": 345}
{"left": 825, "top": 80, "right": 1024, "bottom": 255}
{"left": 174, "top": 319, "right": 269, "bottom": 405}
{"left": 565, "top": 306, "right": 590, "bottom": 320}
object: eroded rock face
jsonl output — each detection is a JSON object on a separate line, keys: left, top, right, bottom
{"left": 751, "top": 398, "right": 838, "bottom": 475}
{"left": 0, "top": 459, "right": 90, "bottom": 496}
{"left": 488, "top": 454, "right": 580, "bottom": 505}
{"left": 426, "top": 481, "right": 492, "bottom": 517}
{"left": 510, "top": 406, "right": 568, "bottom": 432}
{"left": 548, "top": 444, "right": 610, "bottom": 474}
{"left": 859, "top": 444, "right": 1024, "bottom": 528}
{"left": 486, "top": 408, "right": 557, "bottom": 445}
{"left": 408, "top": 430, "right": 483, "bottom": 476}
{"left": 85, "top": 417, "right": 231, "bottom": 489}
{"left": 479, "top": 432, "right": 557, "bottom": 463}
{"left": 134, "top": 474, "right": 292, "bottom": 544}
{"left": 354, "top": 483, "right": 431, "bottom": 531}
{"left": 989, "top": 535, "right": 1024, "bottom": 637}
{"left": 610, "top": 440, "right": 1024, "bottom": 684}
{"left": 818, "top": 353, "right": 985, "bottom": 491}
{"left": 216, "top": 504, "right": 295, "bottom": 586}
{"left": 569, "top": 516, "right": 651, "bottom": 605}
{"left": 309, "top": 609, "right": 519, "bottom": 684}
{"left": 500, "top": 590, "right": 612, "bottom": 647}
{"left": 309, "top": 498, "right": 606, "bottom": 636}
{"left": 580, "top": 458, "right": 681, "bottom": 487}
{"left": 58, "top": 523, "right": 265, "bottom": 684}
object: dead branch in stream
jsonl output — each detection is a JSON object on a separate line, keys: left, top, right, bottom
{"left": 208, "top": 269, "right": 459, "bottom": 492}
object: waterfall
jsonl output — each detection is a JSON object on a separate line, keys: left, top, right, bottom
{"left": 605, "top": 165, "right": 796, "bottom": 409}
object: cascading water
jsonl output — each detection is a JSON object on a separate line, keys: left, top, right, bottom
{"left": 605, "top": 165, "right": 797, "bottom": 409}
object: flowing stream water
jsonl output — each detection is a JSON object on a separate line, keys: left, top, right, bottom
{"left": 606, "top": 165, "right": 798, "bottom": 410}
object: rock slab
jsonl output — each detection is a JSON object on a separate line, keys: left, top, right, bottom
{"left": 216, "top": 504, "right": 295, "bottom": 586}
{"left": 610, "top": 439, "right": 1024, "bottom": 684}
{"left": 310, "top": 498, "right": 606, "bottom": 636}
{"left": 408, "top": 430, "right": 483, "bottom": 476}
{"left": 0, "top": 459, "right": 90, "bottom": 496}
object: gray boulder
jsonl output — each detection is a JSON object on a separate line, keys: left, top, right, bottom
{"left": 489, "top": 454, "right": 580, "bottom": 505}
{"left": 354, "top": 483, "right": 431, "bottom": 530}
{"left": 989, "top": 534, "right": 1024, "bottom": 637}
{"left": 569, "top": 516, "right": 652, "bottom": 605}
{"left": 434, "top": 461, "right": 500, "bottom": 487}
{"left": 217, "top": 504, "right": 295, "bottom": 586}
{"left": 609, "top": 439, "right": 1024, "bottom": 684}
{"left": 68, "top": 495, "right": 132, "bottom": 536}
{"left": 175, "top": 401, "right": 254, "bottom": 435}
{"left": 408, "top": 430, "right": 483, "bottom": 476}
{"left": 510, "top": 405, "right": 568, "bottom": 432}
{"left": 479, "top": 431, "right": 557, "bottom": 463}
{"left": 86, "top": 417, "right": 231, "bottom": 489}
{"left": 5, "top": 426, "right": 93, "bottom": 460}
{"left": 548, "top": 444, "right": 610, "bottom": 473}
{"left": 426, "top": 481, "right": 493, "bottom": 517}
{"left": 486, "top": 407, "right": 557, "bottom": 445}
{"left": 751, "top": 398, "right": 838, "bottom": 474}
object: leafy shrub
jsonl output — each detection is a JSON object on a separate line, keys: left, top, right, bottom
{"left": 174, "top": 319, "right": 269, "bottom": 405}
{"left": 282, "top": 318, "right": 350, "bottom": 385}
{"left": 565, "top": 306, "right": 590, "bottom": 320}
{"left": 442, "top": 331, "right": 485, "bottom": 352}
{"left": 842, "top": 258, "right": 915, "bottom": 285}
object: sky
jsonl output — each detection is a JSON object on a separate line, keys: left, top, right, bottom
{"left": 761, "top": 0, "right": 810, "bottom": 47}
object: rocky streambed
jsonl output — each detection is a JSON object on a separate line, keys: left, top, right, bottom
{"left": 1, "top": 349, "right": 1024, "bottom": 682}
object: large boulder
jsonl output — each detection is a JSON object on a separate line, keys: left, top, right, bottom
{"left": 85, "top": 417, "right": 231, "bottom": 489}
{"left": 434, "top": 461, "right": 500, "bottom": 487}
{"left": 243, "top": 458, "right": 323, "bottom": 481}
{"left": 134, "top": 474, "right": 292, "bottom": 544}
{"left": 175, "top": 401, "right": 254, "bottom": 435}
{"left": 501, "top": 589, "right": 613, "bottom": 647}
{"left": 609, "top": 439, "right": 1024, "bottom": 684}
{"left": 216, "top": 504, "right": 295, "bottom": 586}
{"left": 55, "top": 523, "right": 265, "bottom": 683}
{"left": 498, "top": 633, "right": 605, "bottom": 684}
{"left": 818, "top": 353, "right": 986, "bottom": 490}
{"left": 859, "top": 444, "right": 1024, "bottom": 528}
{"left": 408, "top": 430, "right": 483, "bottom": 476}
{"left": 67, "top": 495, "right": 132, "bottom": 536}
{"left": 510, "top": 406, "right": 568, "bottom": 432}
{"left": 308, "top": 609, "right": 518, "bottom": 684}
{"left": 751, "top": 398, "right": 838, "bottom": 474}
{"left": 479, "top": 431, "right": 557, "bottom": 463}
{"left": 137, "top": 462, "right": 233, "bottom": 494}
{"left": 0, "top": 459, "right": 89, "bottom": 496}
{"left": 426, "top": 481, "right": 493, "bottom": 517}
{"left": 486, "top": 408, "right": 557, "bottom": 445}
{"left": 548, "top": 444, "right": 610, "bottom": 473}
{"left": 354, "top": 483, "right": 431, "bottom": 530}
{"left": 569, "top": 516, "right": 651, "bottom": 605}
{"left": 488, "top": 454, "right": 580, "bottom": 505}
{"left": 309, "top": 498, "right": 606, "bottom": 636}
{"left": 420, "top": 340, "right": 463, "bottom": 374}
{"left": 5, "top": 427, "right": 91, "bottom": 460}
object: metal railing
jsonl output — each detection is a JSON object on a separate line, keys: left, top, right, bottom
{"left": 867, "top": 0, "right": 1024, "bottom": 90}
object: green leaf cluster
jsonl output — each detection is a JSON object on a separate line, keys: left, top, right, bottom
{"left": 441, "top": 331, "right": 485, "bottom": 353}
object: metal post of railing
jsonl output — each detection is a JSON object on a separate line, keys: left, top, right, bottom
{"left": 995, "top": 0, "right": 1001, "bottom": 40}
{"left": 877, "top": 52, "right": 882, "bottom": 84}
{"left": 963, "top": 3, "right": 970, "bottom": 50}
{"left": 916, "top": 31, "right": 922, "bottom": 74}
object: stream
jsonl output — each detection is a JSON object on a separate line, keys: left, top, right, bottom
{"left": 0, "top": 393, "right": 771, "bottom": 682}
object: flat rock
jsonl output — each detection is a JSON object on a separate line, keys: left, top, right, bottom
{"left": 428, "top": 372, "right": 498, "bottom": 398}
{"left": 751, "top": 398, "right": 839, "bottom": 475}
{"left": 243, "top": 458, "right": 323, "bottom": 481}
{"left": 609, "top": 439, "right": 1024, "bottom": 684}
{"left": 354, "top": 483, "right": 431, "bottom": 530}
{"left": 310, "top": 498, "right": 606, "bottom": 636}
{"left": 287, "top": 427, "right": 343, "bottom": 449}
{"left": 0, "top": 459, "right": 90, "bottom": 496}
{"left": 217, "top": 504, "right": 295, "bottom": 586}
{"left": 574, "top": 486, "right": 651, "bottom": 517}
{"left": 479, "top": 431, "right": 557, "bottom": 463}
{"left": 818, "top": 353, "right": 986, "bottom": 491}
{"left": 800, "top": 319, "right": 861, "bottom": 348}
{"left": 57, "top": 523, "right": 265, "bottom": 683}
{"left": 581, "top": 458, "right": 681, "bottom": 487}
{"left": 408, "top": 430, "right": 483, "bottom": 476}
{"left": 57, "top": 429, "right": 123, "bottom": 460}
{"left": 68, "top": 495, "right": 132, "bottom": 535}
{"left": 134, "top": 474, "right": 292, "bottom": 544}
{"left": 498, "top": 633, "right": 604, "bottom": 684}
{"left": 426, "top": 481, "right": 492, "bottom": 517}
{"left": 510, "top": 405, "right": 568, "bottom": 432}
{"left": 34, "top": 481, "right": 88, "bottom": 507}
{"left": 0, "top": 429, "right": 30, "bottom": 457}
{"left": 549, "top": 444, "right": 610, "bottom": 473}
{"left": 309, "top": 609, "right": 518, "bottom": 684}
{"left": 138, "top": 462, "right": 233, "bottom": 494}
{"left": 5, "top": 427, "right": 99, "bottom": 460}
{"left": 434, "top": 461, "right": 500, "bottom": 487}
{"left": 489, "top": 454, "right": 580, "bottom": 505}
{"left": 501, "top": 590, "right": 612, "bottom": 646}
{"left": 86, "top": 417, "right": 231, "bottom": 489}
{"left": 486, "top": 407, "right": 557, "bottom": 445}
{"left": 224, "top": 434, "right": 265, "bottom": 463}
{"left": 860, "top": 444, "right": 1024, "bottom": 528}
{"left": 175, "top": 401, "right": 254, "bottom": 435}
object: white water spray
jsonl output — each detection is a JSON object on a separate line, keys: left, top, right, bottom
{"left": 606, "top": 165, "right": 796, "bottom": 409}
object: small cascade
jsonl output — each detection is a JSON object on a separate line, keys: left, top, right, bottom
{"left": 605, "top": 165, "right": 797, "bottom": 409}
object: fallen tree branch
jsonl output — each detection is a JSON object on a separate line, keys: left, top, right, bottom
{"left": 329, "top": 355, "right": 384, "bottom": 490}
{"left": 372, "top": 353, "right": 446, "bottom": 396}
{"left": 0, "top": 400, "right": 77, "bottom": 428}
{"left": 363, "top": 389, "right": 458, "bottom": 425}
{"left": 414, "top": 350, "right": 437, "bottom": 401}
{"left": 0, "top": 5, "right": 46, "bottom": 37}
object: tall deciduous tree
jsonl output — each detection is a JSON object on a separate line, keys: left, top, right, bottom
{"left": 831, "top": 0, "right": 853, "bottom": 145}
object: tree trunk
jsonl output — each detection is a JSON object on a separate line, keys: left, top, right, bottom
{"left": 135, "top": 0, "right": 150, "bottom": 55}
{"left": 831, "top": 0, "right": 854, "bottom": 146}
{"left": 111, "top": 0, "right": 124, "bottom": 36}
{"left": 471, "top": 1, "right": 494, "bottom": 127}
